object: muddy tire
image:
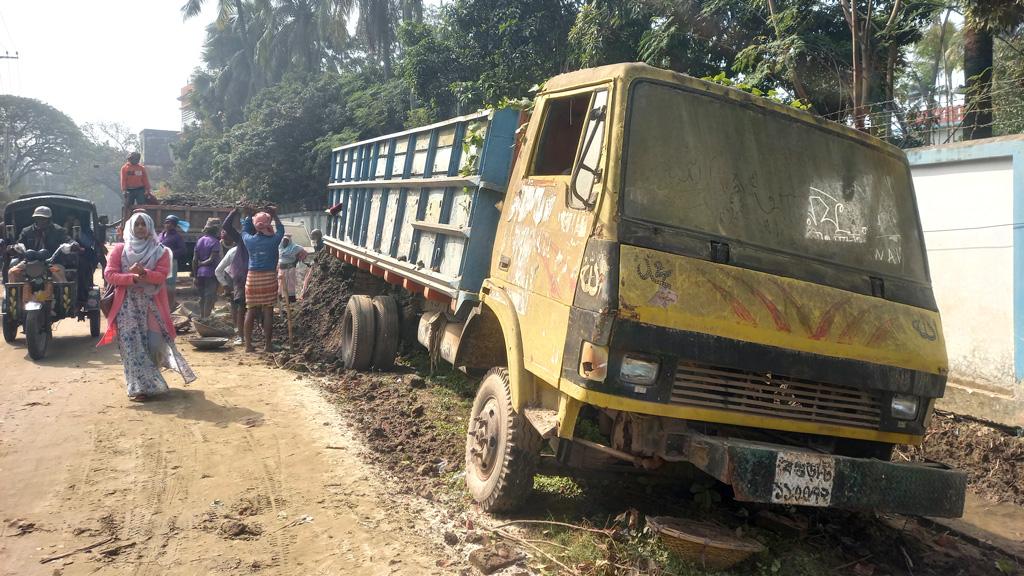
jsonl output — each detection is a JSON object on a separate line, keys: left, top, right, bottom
{"left": 341, "top": 295, "right": 376, "bottom": 370}
{"left": 25, "top": 308, "right": 50, "bottom": 361}
{"left": 465, "top": 368, "right": 542, "bottom": 513}
{"left": 2, "top": 314, "right": 16, "bottom": 343}
{"left": 370, "top": 295, "right": 400, "bottom": 370}
{"left": 89, "top": 310, "right": 101, "bottom": 338}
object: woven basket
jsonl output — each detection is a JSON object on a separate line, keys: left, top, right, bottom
{"left": 647, "top": 516, "right": 764, "bottom": 570}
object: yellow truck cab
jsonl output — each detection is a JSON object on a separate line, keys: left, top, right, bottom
{"left": 322, "top": 63, "right": 965, "bottom": 517}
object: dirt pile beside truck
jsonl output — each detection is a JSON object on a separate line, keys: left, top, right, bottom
{"left": 898, "top": 412, "right": 1024, "bottom": 506}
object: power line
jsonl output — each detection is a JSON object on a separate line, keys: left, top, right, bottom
{"left": 924, "top": 223, "right": 1024, "bottom": 233}
{"left": 0, "top": 9, "right": 16, "bottom": 54}
{"left": 927, "top": 245, "right": 1012, "bottom": 251}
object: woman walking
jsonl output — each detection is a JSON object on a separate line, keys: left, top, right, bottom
{"left": 99, "top": 213, "right": 196, "bottom": 401}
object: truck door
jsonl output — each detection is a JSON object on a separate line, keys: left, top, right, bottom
{"left": 493, "top": 85, "right": 611, "bottom": 385}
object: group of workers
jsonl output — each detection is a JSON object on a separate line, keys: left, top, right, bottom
{"left": 155, "top": 207, "right": 311, "bottom": 353}
{"left": 1, "top": 150, "right": 325, "bottom": 357}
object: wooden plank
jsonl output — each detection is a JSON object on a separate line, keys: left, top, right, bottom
{"left": 396, "top": 193, "right": 419, "bottom": 260}
{"left": 329, "top": 176, "right": 479, "bottom": 190}
{"left": 410, "top": 221, "right": 471, "bottom": 238}
{"left": 440, "top": 237, "right": 466, "bottom": 277}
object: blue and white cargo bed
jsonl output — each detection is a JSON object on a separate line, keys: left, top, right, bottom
{"left": 324, "top": 109, "right": 520, "bottom": 312}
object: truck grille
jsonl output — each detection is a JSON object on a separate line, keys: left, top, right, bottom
{"left": 671, "top": 363, "right": 882, "bottom": 429}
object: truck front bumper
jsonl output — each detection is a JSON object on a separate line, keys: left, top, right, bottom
{"left": 674, "top": 431, "right": 966, "bottom": 518}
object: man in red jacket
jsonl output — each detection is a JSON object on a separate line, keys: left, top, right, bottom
{"left": 120, "top": 152, "right": 151, "bottom": 208}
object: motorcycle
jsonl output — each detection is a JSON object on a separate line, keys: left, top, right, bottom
{"left": 2, "top": 240, "right": 101, "bottom": 360}
{"left": 2, "top": 195, "right": 105, "bottom": 361}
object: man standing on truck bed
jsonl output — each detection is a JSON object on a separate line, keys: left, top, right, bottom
{"left": 120, "top": 152, "right": 152, "bottom": 208}
{"left": 241, "top": 208, "right": 283, "bottom": 353}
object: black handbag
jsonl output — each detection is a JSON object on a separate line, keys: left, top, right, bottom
{"left": 99, "top": 283, "right": 115, "bottom": 317}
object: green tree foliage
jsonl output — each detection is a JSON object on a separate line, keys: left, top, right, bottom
{"left": 0, "top": 95, "right": 84, "bottom": 200}
{"left": 349, "top": 0, "right": 424, "bottom": 78}
{"left": 190, "top": 3, "right": 270, "bottom": 131}
{"left": 168, "top": 0, "right": 1024, "bottom": 214}
{"left": 993, "top": 33, "right": 1024, "bottom": 136}
{"left": 568, "top": 0, "right": 652, "bottom": 68}
{"left": 962, "top": 0, "right": 1024, "bottom": 139}
{"left": 173, "top": 73, "right": 411, "bottom": 209}
{"left": 401, "top": 0, "right": 576, "bottom": 116}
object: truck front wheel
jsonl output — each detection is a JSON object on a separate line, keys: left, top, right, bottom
{"left": 465, "top": 368, "right": 542, "bottom": 512}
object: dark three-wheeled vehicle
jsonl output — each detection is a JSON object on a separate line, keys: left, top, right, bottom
{"left": 2, "top": 194, "right": 103, "bottom": 360}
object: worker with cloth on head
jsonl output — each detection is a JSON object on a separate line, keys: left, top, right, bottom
{"left": 7, "top": 205, "right": 71, "bottom": 284}
{"left": 120, "top": 152, "right": 152, "bottom": 208}
{"left": 241, "top": 208, "right": 284, "bottom": 353}
{"left": 192, "top": 219, "right": 222, "bottom": 319}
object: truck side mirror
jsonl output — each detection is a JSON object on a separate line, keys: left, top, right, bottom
{"left": 568, "top": 89, "right": 609, "bottom": 211}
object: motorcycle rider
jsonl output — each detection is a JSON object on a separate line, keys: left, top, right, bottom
{"left": 8, "top": 206, "right": 70, "bottom": 283}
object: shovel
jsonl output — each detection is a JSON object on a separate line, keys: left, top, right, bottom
{"left": 278, "top": 273, "right": 294, "bottom": 349}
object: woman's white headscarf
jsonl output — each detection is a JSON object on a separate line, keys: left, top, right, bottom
{"left": 279, "top": 234, "right": 302, "bottom": 265}
{"left": 123, "top": 213, "right": 168, "bottom": 271}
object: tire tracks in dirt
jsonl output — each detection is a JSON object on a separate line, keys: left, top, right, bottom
{"left": 0, "top": 319, "right": 449, "bottom": 575}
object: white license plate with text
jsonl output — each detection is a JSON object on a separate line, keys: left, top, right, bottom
{"left": 771, "top": 451, "right": 835, "bottom": 507}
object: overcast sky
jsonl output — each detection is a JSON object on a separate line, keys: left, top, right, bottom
{"left": 0, "top": 1, "right": 211, "bottom": 134}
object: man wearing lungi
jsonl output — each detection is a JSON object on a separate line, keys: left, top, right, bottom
{"left": 241, "top": 207, "right": 285, "bottom": 352}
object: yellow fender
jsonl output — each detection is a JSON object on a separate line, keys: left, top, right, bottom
{"left": 479, "top": 280, "right": 534, "bottom": 411}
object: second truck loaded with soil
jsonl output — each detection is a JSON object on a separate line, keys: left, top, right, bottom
{"left": 318, "top": 63, "right": 966, "bottom": 517}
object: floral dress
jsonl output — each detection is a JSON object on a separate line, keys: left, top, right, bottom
{"left": 116, "top": 287, "right": 196, "bottom": 397}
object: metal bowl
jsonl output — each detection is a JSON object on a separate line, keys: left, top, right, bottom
{"left": 188, "top": 337, "right": 230, "bottom": 350}
{"left": 193, "top": 319, "right": 234, "bottom": 338}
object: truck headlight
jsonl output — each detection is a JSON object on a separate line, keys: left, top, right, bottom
{"left": 620, "top": 355, "right": 659, "bottom": 385}
{"left": 891, "top": 394, "right": 919, "bottom": 420}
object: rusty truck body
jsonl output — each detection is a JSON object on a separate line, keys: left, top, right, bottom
{"left": 319, "top": 63, "right": 966, "bottom": 517}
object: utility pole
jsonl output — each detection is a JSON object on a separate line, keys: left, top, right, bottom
{"left": 0, "top": 52, "right": 14, "bottom": 195}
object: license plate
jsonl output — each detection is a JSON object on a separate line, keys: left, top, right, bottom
{"left": 771, "top": 451, "right": 835, "bottom": 507}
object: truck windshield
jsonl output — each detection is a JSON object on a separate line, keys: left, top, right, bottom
{"left": 623, "top": 81, "right": 927, "bottom": 282}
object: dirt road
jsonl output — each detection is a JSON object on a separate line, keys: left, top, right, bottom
{"left": 0, "top": 318, "right": 450, "bottom": 575}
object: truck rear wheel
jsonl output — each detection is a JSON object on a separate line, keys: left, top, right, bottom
{"left": 341, "top": 295, "right": 376, "bottom": 370}
{"left": 465, "top": 368, "right": 542, "bottom": 512}
{"left": 370, "top": 295, "right": 400, "bottom": 370}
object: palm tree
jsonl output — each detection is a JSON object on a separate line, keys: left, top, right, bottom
{"left": 350, "top": 0, "right": 424, "bottom": 78}
{"left": 255, "top": 0, "right": 349, "bottom": 79}
{"left": 190, "top": 4, "right": 271, "bottom": 130}
{"left": 962, "top": 0, "right": 1024, "bottom": 139}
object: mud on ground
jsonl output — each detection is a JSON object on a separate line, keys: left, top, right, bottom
{"left": 897, "top": 412, "right": 1024, "bottom": 507}
{"left": 269, "top": 254, "right": 1022, "bottom": 575}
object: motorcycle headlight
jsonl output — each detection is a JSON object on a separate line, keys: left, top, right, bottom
{"left": 619, "top": 355, "right": 659, "bottom": 385}
{"left": 891, "top": 394, "right": 920, "bottom": 420}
